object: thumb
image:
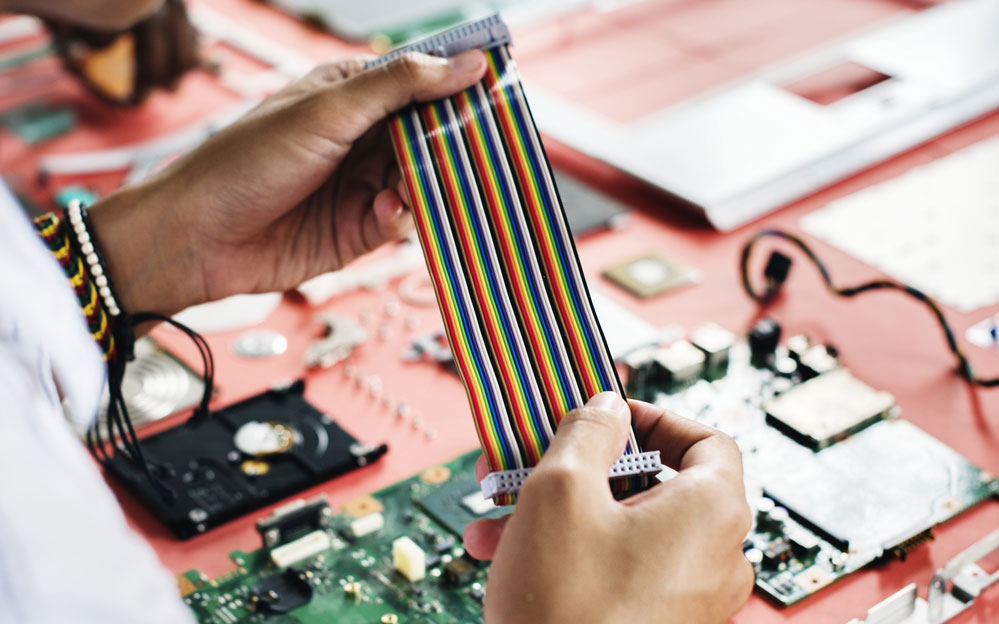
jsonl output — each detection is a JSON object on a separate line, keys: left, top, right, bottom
{"left": 463, "top": 515, "right": 510, "bottom": 561}
{"left": 332, "top": 50, "right": 486, "bottom": 143}
{"left": 533, "top": 392, "right": 631, "bottom": 485}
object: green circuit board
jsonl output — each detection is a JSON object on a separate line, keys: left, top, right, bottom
{"left": 182, "top": 451, "right": 501, "bottom": 624}
{"left": 182, "top": 327, "right": 999, "bottom": 620}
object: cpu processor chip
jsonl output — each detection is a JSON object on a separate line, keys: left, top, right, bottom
{"left": 602, "top": 252, "right": 698, "bottom": 299}
{"left": 764, "top": 369, "right": 894, "bottom": 450}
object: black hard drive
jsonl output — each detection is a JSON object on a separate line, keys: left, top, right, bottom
{"left": 105, "top": 380, "right": 387, "bottom": 539}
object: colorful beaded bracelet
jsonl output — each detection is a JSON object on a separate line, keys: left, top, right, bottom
{"left": 33, "top": 202, "right": 123, "bottom": 362}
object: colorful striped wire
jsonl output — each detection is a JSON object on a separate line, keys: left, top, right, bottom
{"left": 388, "top": 42, "right": 648, "bottom": 503}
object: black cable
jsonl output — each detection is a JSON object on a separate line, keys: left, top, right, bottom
{"left": 740, "top": 228, "right": 998, "bottom": 388}
{"left": 88, "top": 312, "right": 215, "bottom": 504}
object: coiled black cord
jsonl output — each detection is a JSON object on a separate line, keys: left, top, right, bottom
{"left": 740, "top": 228, "right": 997, "bottom": 388}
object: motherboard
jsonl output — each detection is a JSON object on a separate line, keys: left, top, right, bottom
{"left": 630, "top": 321, "right": 998, "bottom": 606}
{"left": 182, "top": 321, "right": 998, "bottom": 621}
{"left": 182, "top": 452, "right": 500, "bottom": 624}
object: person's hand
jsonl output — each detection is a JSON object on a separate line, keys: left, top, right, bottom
{"left": 464, "top": 393, "right": 754, "bottom": 624}
{"left": 88, "top": 50, "right": 487, "bottom": 315}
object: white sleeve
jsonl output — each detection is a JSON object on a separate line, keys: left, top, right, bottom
{"left": 0, "top": 188, "right": 195, "bottom": 624}
{"left": 0, "top": 350, "right": 196, "bottom": 624}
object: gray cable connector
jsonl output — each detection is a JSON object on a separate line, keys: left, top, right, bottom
{"left": 363, "top": 14, "right": 511, "bottom": 70}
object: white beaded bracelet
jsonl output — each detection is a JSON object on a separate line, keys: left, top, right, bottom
{"left": 66, "top": 199, "right": 122, "bottom": 318}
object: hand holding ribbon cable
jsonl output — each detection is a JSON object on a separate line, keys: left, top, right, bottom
{"left": 367, "top": 15, "right": 663, "bottom": 503}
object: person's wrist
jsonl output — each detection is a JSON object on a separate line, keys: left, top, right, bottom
{"left": 86, "top": 179, "right": 204, "bottom": 316}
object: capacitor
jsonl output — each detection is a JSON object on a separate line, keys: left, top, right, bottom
{"left": 768, "top": 506, "right": 790, "bottom": 531}
{"left": 749, "top": 318, "right": 781, "bottom": 366}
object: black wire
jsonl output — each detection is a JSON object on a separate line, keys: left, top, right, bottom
{"left": 88, "top": 312, "right": 216, "bottom": 503}
{"left": 131, "top": 312, "right": 215, "bottom": 418}
{"left": 740, "top": 228, "right": 998, "bottom": 388}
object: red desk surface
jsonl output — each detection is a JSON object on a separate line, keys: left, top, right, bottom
{"left": 1, "top": 1, "right": 996, "bottom": 622}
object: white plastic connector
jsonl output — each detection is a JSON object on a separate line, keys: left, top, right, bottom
{"left": 393, "top": 536, "right": 427, "bottom": 582}
{"left": 480, "top": 450, "right": 663, "bottom": 500}
{"left": 349, "top": 512, "right": 384, "bottom": 538}
{"left": 269, "top": 530, "right": 331, "bottom": 568}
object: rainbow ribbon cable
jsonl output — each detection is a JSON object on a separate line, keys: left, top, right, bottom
{"left": 367, "top": 15, "right": 662, "bottom": 503}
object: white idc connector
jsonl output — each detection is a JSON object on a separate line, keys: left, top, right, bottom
{"left": 480, "top": 450, "right": 663, "bottom": 500}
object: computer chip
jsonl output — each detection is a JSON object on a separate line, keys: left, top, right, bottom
{"left": 764, "top": 368, "right": 894, "bottom": 450}
{"left": 602, "top": 252, "right": 698, "bottom": 299}
{"left": 417, "top": 477, "right": 508, "bottom": 537}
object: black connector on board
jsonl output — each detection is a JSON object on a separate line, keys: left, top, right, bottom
{"left": 257, "top": 496, "right": 333, "bottom": 548}
{"left": 764, "top": 250, "right": 792, "bottom": 299}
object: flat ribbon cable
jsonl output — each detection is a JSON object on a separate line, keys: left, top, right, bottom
{"left": 366, "top": 15, "right": 662, "bottom": 503}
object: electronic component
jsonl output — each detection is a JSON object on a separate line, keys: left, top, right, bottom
{"left": 654, "top": 340, "right": 706, "bottom": 385}
{"left": 480, "top": 451, "right": 662, "bottom": 500}
{"left": 374, "top": 15, "right": 660, "bottom": 503}
{"left": 104, "top": 380, "right": 387, "bottom": 539}
{"left": 789, "top": 534, "right": 821, "bottom": 561}
{"left": 690, "top": 322, "right": 736, "bottom": 371}
{"left": 433, "top": 537, "right": 456, "bottom": 553}
{"left": 350, "top": 512, "right": 385, "bottom": 538}
{"left": 460, "top": 492, "right": 496, "bottom": 516}
{"left": 443, "top": 557, "right": 477, "bottom": 587}
{"left": 270, "top": 530, "right": 332, "bottom": 568}
{"left": 249, "top": 568, "right": 314, "bottom": 614}
{"left": 797, "top": 344, "right": 838, "bottom": 379}
{"left": 417, "top": 476, "right": 508, "bottom": 536}
{"left": 623, "top": 346, "right": 659, "bottom": 400}
{"left": 470, "top": 585, "right": 485, "bottom": 604}
{"left": 764, "top": 368, "right": 895, "bottom": 450}
{"left": 762, "top": 541, "right": 793, "bottom": 570}
{"left": 748, "top": 318, "right": 781, "bottom": 365}
{"left": 393, "top": 536, "right": 427, "bottom": 582}
{"left": 602, "top": 252, "right": 698, "bottom": 299}
{"left": 257, "top": 496, "right": 333, "bottom": 548}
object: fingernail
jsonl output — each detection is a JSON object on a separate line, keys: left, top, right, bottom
{"left": 448, "top": 50, "right": 484, "bottom": 73}
{"left": 587, "top": 392, "right": 628, "bottom": 421}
